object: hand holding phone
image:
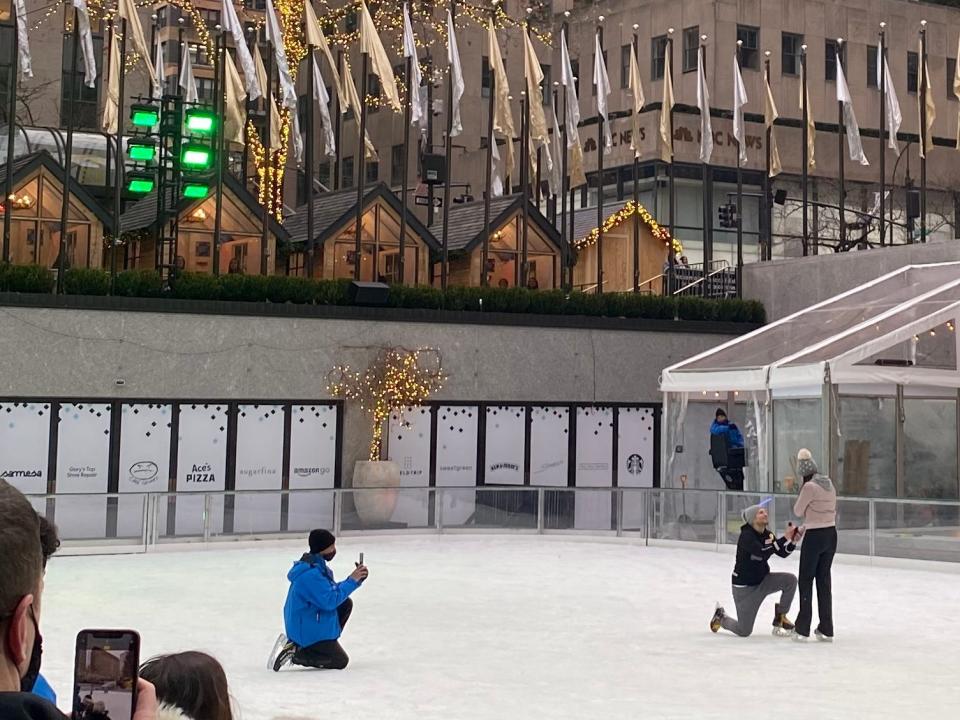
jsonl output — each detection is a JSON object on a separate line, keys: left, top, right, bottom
{"left": 72, "top": 630, "right": 140, "bottom": 720}
{"left": 356, "top": 552, "right": 364, "bottom": 567}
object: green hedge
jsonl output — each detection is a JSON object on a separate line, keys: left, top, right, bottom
{"left": 0, "top": 266, "right": 766, "bottom": 324}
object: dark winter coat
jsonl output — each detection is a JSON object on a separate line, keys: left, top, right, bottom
{"left": 710, "top": 420, "right": 744, "bottom": 448}
{"left": 731, "top": 523, "right": 795, "bottom": 586}
{"left": 0, "top": 692, "right": 67, "bottom": 720}
{"left": 283, "top": 553, "right": 360, "bottom": 647}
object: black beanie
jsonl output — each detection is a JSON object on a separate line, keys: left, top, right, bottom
{"left": 715, "top": 408, "right": 727, "bottom": 419}
{"left": 308, "top": 528, "right": 336, "bottom": 554}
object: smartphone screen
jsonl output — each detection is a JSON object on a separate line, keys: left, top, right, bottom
{"left": 359, "top": 552, "right": 364, "bottom": 565}
{"left": 71, "top": 630, "right": 140, "bottom": 720}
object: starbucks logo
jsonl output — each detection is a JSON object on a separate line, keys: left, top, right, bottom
{"left": 626, "top": 454, "right": 644, "bottom": 475}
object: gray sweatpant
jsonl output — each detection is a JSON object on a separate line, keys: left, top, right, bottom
{"left": 720, "top": 572, "right": 797, "bottom": 637}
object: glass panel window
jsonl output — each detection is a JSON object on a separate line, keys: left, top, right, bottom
{"left": 342, "top": 157, "right": 354, "bottom": 188}
{"left": 904, "top": 398, "right": 958, "bottom": 499}
{"left": 737, "top": 25, "right": 759, "bottom": 70}
{"left": 824, "top": 39, "right": 844, "bottom": 82}
{"left": 867, "top": 45, "right": 878, "bottom": 89}
{"left": 837, "top": 397, "right": 897, "bottom": 497}
{"left": 908, "top": 52, "right": 918, "bottom": 94}
{"left": 365, "top": 160, "right": 379, "bottom": 184}
{"left": 773, "top": 399, "right": 821, "bottom": 494}
{"left": 620, "top": 45, "right": 631, "bottom": 89}
{"left": 682, "top": 26, "right": 699, "bottom": 74}
{"left": 651, "top": 35, "right": 667, "bottom": 81}
{"left": 481, "top": 56, "right": 491, "bottom": 98}
{"left": 782, "top": 32, "right": 803, "bottom": 77}
{"left": 391, "top": 144, "right": 404, "bottom": 187}
{"left": 61, "top": 32, "right": 103, "bottom": 131}
{"left": 948, "top": 58, "right": 957, "bottom": 100}
{"left": 540, "top": 64, "right": 551, "bottom": 105}
{"left": 368, "top": 73, "right": 381, "bottom": 113}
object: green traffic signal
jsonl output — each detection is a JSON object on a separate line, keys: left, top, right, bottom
{"left": 185, "top": 108, "right": 217, "bottom": 134}
{"left": 181, "top": 144, "right": 213, "bottom": 170}
{"left": 130, "top": 104, "right": 160, "bottom": 128}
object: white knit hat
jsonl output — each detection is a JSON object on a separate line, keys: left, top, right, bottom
{"left": 797, "top": 448, "right": 818, "bottom": 478}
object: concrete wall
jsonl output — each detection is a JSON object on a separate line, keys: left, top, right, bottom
{"left": 0, "top": 303, "right": 738, "bottom": 477}
{"left": 742, "top": 240, "right": 960, "bottom": 321}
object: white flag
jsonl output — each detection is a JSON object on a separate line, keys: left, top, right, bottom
{"left": 878, "top": 38, "right": 902, "bottom": 151}
{"left": 292, "top": 109, "right": 304, "bottom": 166}
{"left": 253, "top": 43, "right": 270, "bottom": 100}
{"left": 13, "top": 0, "right": 32, "bottom": 78}
{"left": 593, "top": 32, "right": 612, "bottom": 153}
{"left": 837, "top": 53, "right": 869, "bottom": 166}
{"left": 764, "top": 71, "right": 782, "bottom": 177}
{"left": 491, "top": 139, "right": 504, "bottom": 198}
{"left": 153, "top": 35, "right": 165, "bottom": 97}
{"left": 118, "top": 0, "right": 156, "bottom": 95}
{"left": 101, "top": 29, "right": 120, "bottom": 134}
{"left": 72, "top": 0, "right": 96, "bottom": 88}
{"left": 560, "top": 28, "right": 586, "bottom": 187}
{"left": 223, "top": 51, "right": 247, "bottom": 144}
{"left": 359, "top": 0, "right": 401, "bottom": 113}
{"left": 733, "top": 53, "right": 748, "bottom": 164}
{"left": 920, "top": 46, "right": 936, "bottom": 159}
{"left": 524, "top": 27, "right": 552, "bottom": 176}
{"left": 179, "top": 44, "right": 199, "bottom": 103}
{"left": 628, "top": 42, "right": 644, "bottom": 159}
{"left": 313, "top": 55, "right": 336, "bottom": 158}
{"left": 696, "top": 47, "right": 712, "bottom": 163}
{"left": 223, "top": 0, "right": 261, "bottom": 101}
{"left": 403, "top": 3, "right": 427, "bottom": 135}
{"left": 446, "top": 10, "right": 464, "bottom": 136}
{"left": 954, "top": 34, "right": 960, "bottom": 150}
{"left": 343, "top": 57, "right": 378, "bottom": 159}
{"left": 266, "top": 0, "right": 297, "bottom": 110}
{"left": 548, "top": 98, "right": 563, "bottom": 197}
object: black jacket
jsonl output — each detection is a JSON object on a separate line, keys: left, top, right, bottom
{"left": 731, "top": 523, "right": 795, "bottom": 586}
{"left": 0, "top": 693, "right": 67, "bottom": 720}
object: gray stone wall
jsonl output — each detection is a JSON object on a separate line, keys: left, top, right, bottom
{"left": 0, "top": 304, "right": 739, "bottom": 476}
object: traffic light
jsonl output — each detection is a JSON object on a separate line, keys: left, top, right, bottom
{"left": 126, "top": 137, "right": 157, "bottom": 163}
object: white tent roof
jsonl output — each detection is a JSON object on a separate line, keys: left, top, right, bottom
{"left": 661, "top": 262, "right": 960, "bottom": 393}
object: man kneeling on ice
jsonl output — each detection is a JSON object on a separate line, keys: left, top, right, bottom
{"left": 273, "top": 529, "right": 368, "bottom": 671}
{"left": 710, "top": 499, "right": 802, "bottom": 637}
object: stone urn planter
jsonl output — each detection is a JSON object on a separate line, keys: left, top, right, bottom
{"left": 352, "top": 460, "right": 400, "bottom": 525}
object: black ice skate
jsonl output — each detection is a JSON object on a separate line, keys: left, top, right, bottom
{"left": 710, "top": 603, "right": 724, "bottom": 633}
{"left": 772, "top": 604, "right": 795, "bottom": 637}
{"left": 273, "top": 640, "right": 297, "bottom": 671}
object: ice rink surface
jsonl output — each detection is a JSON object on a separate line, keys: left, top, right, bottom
{"left": 39, "top": 535, "right": 960, "bottom": 720}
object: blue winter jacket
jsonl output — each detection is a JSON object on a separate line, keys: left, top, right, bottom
{"left": 710, "top": 419, "right": 744, "bottom": 448}
{"left": 31, "top": 674, "right": 56, "bottom": 704}
{"left": 283, "top": 554, "right": 361, "bottom": 646}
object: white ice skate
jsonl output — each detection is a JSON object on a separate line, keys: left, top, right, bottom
{"left": 267, "top": 633, "right": 296, "bottom": 671}
{"left": 815, "top": 629, "right": 834, "bottom": 643}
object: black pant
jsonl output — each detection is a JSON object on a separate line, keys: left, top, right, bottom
{"left": 292, "top": 598, "right": 353, "bottom": 670}
{"left": 795, "top": 527, "right": 837, "bottom": 637}
{"left": 716, "top": 467, "right": 744, "bottom": 491}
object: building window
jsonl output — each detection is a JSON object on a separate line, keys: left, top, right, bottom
{"left": 189, "top": 44, "right": 211, "bottom": 67}
{"left": 949, "top": 58, "right": 957, "bottom": 100}
{"left": 481, "top": 56, "right": 490, "bottom": 98}
{"left": 365, "top": 160, "right": 379, "bottom": 184}
{"left": 782, "top": 32, "right": 803, "bottom": 77}
{"left": 199, "top": 9, "right": 220, "bottom": 29}
{"left": 867, "top": 45, "right": 878, "bottom": 89}
{"left": 908, "top": 51, "right": 918, "bottom": 94}
{"left": 391, "top": 144, "right": 404, "bottom": 187}
{"left": 540, "top": 63, "right": 551, "bottom": 104}
{"left": 196, "top": 78, "right": 215, "bottom": 103}
{"left": 737, "top": 25, "right": 759, "bottom": 70}
{"left": 591, "top": 51, "right": 606, "bottom": 95}
{"left": 297, "top": 94, "right": 308, "bottom": 128}
{"left": 345, "top": 10, "right": 358, "bottom": 32}
{"left": 342, "top": 157, "right": 354, "bottom": 188}
{"left": 683, "top": 26, "right": 699, "bottom": 73}
{"left": 825, "top": 39, "right": 844, "bottom": 82}
{"left": 368, "top": 73, "right": 381, "bottom": 113}
{"left": 651, "top": 35, "right": 667, "bottom": 80}
{"left": 570, "top": 58, "right": 579, "bottom": 89}
{"left": 620, "top": 45, "right": 631, "bottom": 88}
{"left": 61, "top": 32, "right": 103, "bottom": 130}
{"left": 244, "top": 0, "right": 266, "bottom": 10}
{"left": 318, "top": 161, "right": 331, "bottom": 189}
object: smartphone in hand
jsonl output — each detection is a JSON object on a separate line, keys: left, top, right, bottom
{"left": 71, "top": 629, "right": 140, "bottom": 720}
{"left": 357, "top": 552, "right": 364, "bottom": 567}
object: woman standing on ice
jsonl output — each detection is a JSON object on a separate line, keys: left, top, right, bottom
{"left": 792, "top": 449, "right": 838, "bottom": 642}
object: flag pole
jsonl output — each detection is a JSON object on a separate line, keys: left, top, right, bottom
{"left": 213, "top": 27, "right": 226, "bottom": 277}
{"left": 481, "top": 20, "right": 495, "bottom": 289}
{"left": 520, "top": 90, "right": 529, "bottom": 286}
{"left": 1, "top": 9, "right": 17, "bottom": 263}
{"left": 242, "top": 27, "right": 254, "bottom": 188}
{"left": 115, "top": 20, "right": 127, "bottom": 272}
{"left": 632, "top": 25, "right": 640, "bottom": 293}
{"left": 354, "top": 51, "right": 369, "bottom": 282}
{"left": 400, "top": 45, "right": 414, "bottom": 285}
{"left": 920, "top": 20, "right": 928, "bottom": 243}
{"left": 837, "top": 38, "right": 846, "bottom": 249}
{"left": 735, "top": 41, "right": 743, "bottom": 292}
{"left": 440, "top": 0, "right": 457, "bottom": 290}
{"left": 306, "top": 43, "right": 316, "bottom": 278}
{"left": 667, "top": 27, "right": 675, "bottom": 292}
{"left": 334, "top": 49, "right": 343, "bottom": 191}
{"left": 763, "top": 51, "right": 772, "bottom": 261}
{"left": 261, "top": 41, "right": 273, "bottom": 275}
{"left": 702, "top": 37, "right": 712, "bottom": 287}
{"left": 879, "top": 23, "right": 886, "bottom": 247}
{"left": 801, "top": 43, "right": 809, "bottom": 256}
{"left": 560, "top": 17, "right": 569, "bottom": 291}
{"left": 57, "top": 8, "right": 81, "bottom": 294}
{"left": 595, "top": 19, "right": 604, "bottom": 295}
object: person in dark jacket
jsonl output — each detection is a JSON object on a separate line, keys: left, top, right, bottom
{"left": 710, "top": 408, "right": 746, "bottom": 490}
{"left": 273, "top": 529, "right": 368, "bottom": 671}
{"left": 710, "top": 499, "right": 802, "bottom": 637}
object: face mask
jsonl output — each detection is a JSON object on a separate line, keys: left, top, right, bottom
{"left": 321, "top": 551, "right": 336, "bottom": 562}
{"left": 20, "top": 606, "right": 42, "bottom": 693}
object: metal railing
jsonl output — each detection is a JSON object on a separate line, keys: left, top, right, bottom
{"left": 28, "top": 487, "right": 960, "bottom": 564}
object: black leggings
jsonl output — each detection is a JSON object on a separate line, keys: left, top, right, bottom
{"left": 292, "top": 598, "right": 353, "bottom": 669}
{"left": 794, "top": 527, "right": 837, "bottom": 637}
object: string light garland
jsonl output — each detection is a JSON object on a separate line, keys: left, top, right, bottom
{"left": 327, "top": 346, "right": 447, "bottom": 461}
{"left": 574, "top": 201, "right": 683, "bottom": 255}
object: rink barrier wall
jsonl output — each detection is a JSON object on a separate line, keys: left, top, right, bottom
{"left": 27, "top": 487, "right": 960, "bottom": 565}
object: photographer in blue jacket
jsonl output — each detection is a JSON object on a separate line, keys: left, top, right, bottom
{"left": 273, "top": 529, "right": 368, "bottom": 671}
